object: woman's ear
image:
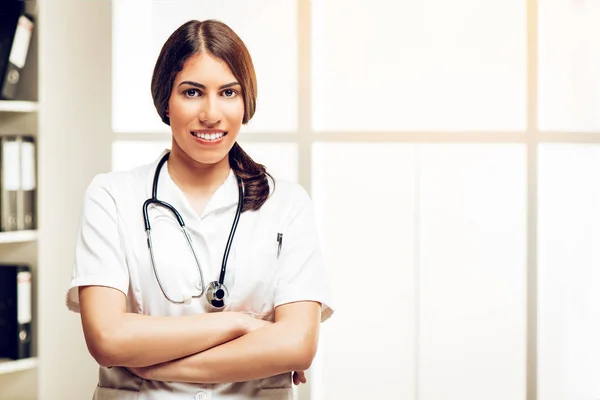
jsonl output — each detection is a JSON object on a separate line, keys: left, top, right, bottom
{"left": 165, "top": 110, "right": 170, "bottom": 117}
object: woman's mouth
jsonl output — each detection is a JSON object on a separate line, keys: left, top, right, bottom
{"left": 190, "top": 131, "right": 227, "bottom": 145}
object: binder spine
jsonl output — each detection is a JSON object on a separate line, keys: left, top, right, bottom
{"left": 16, "top": 269, "right": 32, "bottom": 359}
{"left": 20, "top": 135, "right": 36, "bottom": 230}
{"left": 0, "top": 136, "right": 21, "bottom": 232}
{"left": 16, "top": 135, "right": 24, "bottom": 230}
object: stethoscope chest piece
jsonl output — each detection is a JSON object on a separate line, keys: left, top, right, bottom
{"left": 206, "top": 280, "right": 229, "bottom": 309}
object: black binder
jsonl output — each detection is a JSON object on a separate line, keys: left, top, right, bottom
{"left": 0, "top": 4, "right": 34, "bottom": 100}
{"left": 0, "top": 135, "right": 20, "bottom": 232}
{"left": 0, "top": 264, "right": 32, "bottom": 360}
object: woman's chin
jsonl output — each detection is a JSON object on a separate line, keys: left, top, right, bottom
{"left": 187, "top": 150, "right": 230, "bottom": 167}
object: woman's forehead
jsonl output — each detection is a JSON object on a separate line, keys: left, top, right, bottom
{"left": 176, "top": 53, "right": 236, "bottom": 85}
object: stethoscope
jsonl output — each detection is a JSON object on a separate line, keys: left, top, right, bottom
{"left": 142, "top": 151, "right": 243, "bottom": 309}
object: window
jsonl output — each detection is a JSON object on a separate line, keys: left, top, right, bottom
{"left": 112, "top": 1, "right": 600, "bottom": 399}
{"left": 312, "top": 143, "right": 417, "bottom": 399}
{"left": 312, "top": 0, "right": 526, "bottom": 131}
{"left": 538, "top": 1, "right": 600, "bottom": 132}
{"left": 538, "top": 144, "right": 600, "bottom": 400}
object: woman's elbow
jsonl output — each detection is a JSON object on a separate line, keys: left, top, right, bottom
{"left": 293, "top": 353, "right": 314, "bottom": 372}
{"left": 91, "top": 350, "right": 114, "bottom": 368}
{"left": 85, "top": 328, "right": 125, "bottom": 367}
{"left": 290, "top": 335, "right": 318, "bottom": 371}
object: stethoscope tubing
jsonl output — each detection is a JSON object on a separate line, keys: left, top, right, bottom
{"left": 142, "top": 151, "right": 243, "bottom": 306}
{"left": 219, "top": 177, "right": 243, "bottom": 284}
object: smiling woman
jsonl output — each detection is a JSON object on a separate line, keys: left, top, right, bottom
{"left": 150, "top": 20, "right": 267, "bottom": 213}
{"left": 169, "top": 58, "right": 243, "bottom": 153}
{"left": 67, "top": 19, "right": 334, "bottom": 400}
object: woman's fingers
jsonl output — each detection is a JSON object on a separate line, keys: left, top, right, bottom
{"left": 293, "top": 371, "right": 307, "bottom": 385}
{"left": 300, "top": 371, "right": 307, "bottom": 383}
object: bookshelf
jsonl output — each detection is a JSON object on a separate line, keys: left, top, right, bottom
{"left": 0, "top": 2, "right": 39, "bottom": 400}
{"left": 1, "top": 1, "right": 122, "bottom": 398}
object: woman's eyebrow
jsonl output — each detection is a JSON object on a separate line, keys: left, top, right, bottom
{"left": 178, "top": 81, "right": 240, "bottom": 89}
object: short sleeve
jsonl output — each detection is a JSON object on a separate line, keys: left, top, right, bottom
{"left": 274, "top": 185, "right": 335, "bottom": 323}
{"left": 65, "top": 174, "right": 129, "bottom": 313}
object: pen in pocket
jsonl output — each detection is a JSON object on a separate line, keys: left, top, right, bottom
{"left": 276, "top": 232, "right": 283, "bottom": 259}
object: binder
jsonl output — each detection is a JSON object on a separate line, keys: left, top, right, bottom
{"left": 0, "top": 136, "right": 20, "bottom": 232}
{"left": 0, "top": 3, "right": 24, "bottom": 88}
{"left": 0, "top": 135, "right": 35, "bottom": 232}
{"left": 0, "top": 6, "right": 34, "bottom": 100}
{"left": 0, "top": 264, "right": 32, "bottom": 360}
{"left": 20, "top": 136, "right": 36, "bottom": 230}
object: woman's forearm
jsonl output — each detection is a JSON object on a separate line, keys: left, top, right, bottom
{"left": 92, "top": 311, "right": 248, "bottom": 368}
{"left": 79, "top": 286, "right": 269, "bottom": 368}
{"left": 147, "top": 321, "right": 310, "bottom": 383}
{"left": 145, "top": 305, "right": 321, "bottom": 384}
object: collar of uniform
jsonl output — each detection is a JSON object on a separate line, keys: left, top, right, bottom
{"left": 146, "top": 150, "right": 240, "bottom": 231}
{"left": 200, "top": 167, "right": 239, "bottom": 218}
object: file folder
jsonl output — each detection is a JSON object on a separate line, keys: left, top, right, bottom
{"left": 20, "top": 136, "right": 36, "bottom": 230}
{"left": 0, "top": 136, "right": 20, "bottom": 232}
{"left": 0, "top": 264, "right": 32, "bottom": 360}
{"left": 0, "top": 6, "right": 34, "bottom": 100}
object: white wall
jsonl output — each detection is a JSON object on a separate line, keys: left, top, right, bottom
{"left": 37, "top": 0, "right": 113, "bottom": 398}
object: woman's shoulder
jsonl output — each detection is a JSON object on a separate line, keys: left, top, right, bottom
{"left": 83, "top": 162, "right": 154, "bottom": 202}
{"left": 264, "top": 175, "right": 313, "bottom": 213}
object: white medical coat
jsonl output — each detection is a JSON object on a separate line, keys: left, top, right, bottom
{"left": 65, "top": 150, "right": 334, "bottom": 400}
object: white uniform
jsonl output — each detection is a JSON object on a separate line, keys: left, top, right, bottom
{"left": 65, "top": 149, "right": 334, "bottom": 400}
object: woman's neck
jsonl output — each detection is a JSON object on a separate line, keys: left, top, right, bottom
{"left": 167, "top": 145, "right": 231, "bottom": 199}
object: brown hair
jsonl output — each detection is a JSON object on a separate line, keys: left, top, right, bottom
{"left": 150, "top": 19, "right": 273, "bottom": 212}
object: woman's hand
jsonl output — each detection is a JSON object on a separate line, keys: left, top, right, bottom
{"left": 293, "top": 370, "right": 307, "bottom": 385}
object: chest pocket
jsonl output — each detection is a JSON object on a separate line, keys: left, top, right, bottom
{"left": 228, "top": 239, "right": 281, "bottom": 319}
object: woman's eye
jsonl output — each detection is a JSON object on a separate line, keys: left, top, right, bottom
{"left": 185, "top": 89, "right": 201, "bottom": 97}
{"left": 223, "top": 89, "right": 237, "bottom": 98}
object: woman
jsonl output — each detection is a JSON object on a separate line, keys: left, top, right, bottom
{"left": 66, "top": 19, "right": 334, "bottom": 399}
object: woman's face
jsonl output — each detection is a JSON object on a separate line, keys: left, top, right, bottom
{"left": 166, "top": 53, "right": 245, "bottom": 166}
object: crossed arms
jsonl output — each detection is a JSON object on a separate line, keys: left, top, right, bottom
{"left": 78, "top": 286, "right": 321, "bottom": 384}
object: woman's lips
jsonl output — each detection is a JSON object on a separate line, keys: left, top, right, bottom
{"left": 190, "top": 131, "right": 227, "bottom": 146}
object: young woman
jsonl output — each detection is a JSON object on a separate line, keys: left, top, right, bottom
{"left": 66, "top": 19, "right": 334, "bottom": 400}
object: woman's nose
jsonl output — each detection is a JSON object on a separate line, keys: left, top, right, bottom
{"left": 198, "top": 97, "right": 220, "bottom": 125}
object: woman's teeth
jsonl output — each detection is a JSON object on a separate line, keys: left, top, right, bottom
{"left": 192, "top": 132, "right": 225, "bottom": 140}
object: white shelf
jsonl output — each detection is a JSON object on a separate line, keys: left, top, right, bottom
{"left": 0, "top": 230, "right": 38, "bottom": 244}
{"left": 0, "top": 358, "right": 38, "bottom": 375}
{"left": 0, "top": 101, "right": 39, "bottom": 113}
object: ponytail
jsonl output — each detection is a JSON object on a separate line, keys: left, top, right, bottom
{"left": 229, "top": 142, "right": 274, "bottom": 212}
